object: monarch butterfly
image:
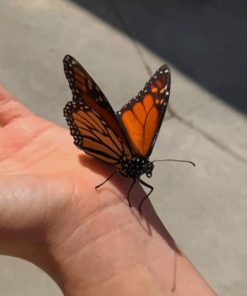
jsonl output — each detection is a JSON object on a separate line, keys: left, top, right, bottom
{"left": 63, "top": 55, "right": 194, "bottom": 213}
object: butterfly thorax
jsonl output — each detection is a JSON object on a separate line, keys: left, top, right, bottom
{"left": 120, "top": 156, "right": 154, "bottom": 179}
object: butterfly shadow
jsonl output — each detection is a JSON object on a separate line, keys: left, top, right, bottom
{"left": 78, "top": 154, "right": 181, "bottom": 256}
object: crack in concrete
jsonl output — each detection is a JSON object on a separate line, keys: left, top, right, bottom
{"left": 110, "top": 0, "right": 153, "bottom": 76}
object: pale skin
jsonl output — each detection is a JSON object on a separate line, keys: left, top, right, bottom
{"left": 0, "top": 86, "right": 216, "bottom": 295}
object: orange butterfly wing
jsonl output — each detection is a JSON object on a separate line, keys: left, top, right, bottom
{"left": 117, "top": 65, "right": 171, "bottom": 157}
{"left": 63, "top": 55, "right": 132, "bottom": 166}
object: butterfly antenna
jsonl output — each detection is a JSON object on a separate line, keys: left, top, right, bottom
{"left": 152, "top": 159, "right": 196, "bottom": 167}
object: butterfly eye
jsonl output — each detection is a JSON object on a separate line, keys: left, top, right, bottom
{"left": 146, "top": 172, "right": 152, "bottom": 178}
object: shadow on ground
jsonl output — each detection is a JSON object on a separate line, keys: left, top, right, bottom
{"left": 69, "top": 0, "right": 247, "bottom": 114}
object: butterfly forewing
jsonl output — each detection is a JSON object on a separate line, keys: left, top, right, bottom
{"left": 64, "top": 55, "right": 129, "bottom": 147}
{"left": 117, "top": 65, "right": 171, "bottom": 157}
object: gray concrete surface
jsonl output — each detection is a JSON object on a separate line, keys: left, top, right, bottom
{"left": 0, "top": 1, "right": 246, "bottom": 295}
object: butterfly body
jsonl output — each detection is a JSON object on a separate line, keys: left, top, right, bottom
{"left": 119, "top": 156, "right": 154, "bottom": 179}
{"left": 63, "top": 55, "right": 171, "bottom": 212}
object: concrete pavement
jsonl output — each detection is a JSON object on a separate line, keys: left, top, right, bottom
{"left": 0, "top": 1, "right": 246, "bottom": 295}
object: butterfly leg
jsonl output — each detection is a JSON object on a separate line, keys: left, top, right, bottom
{"left": 127, "top": 178, "right": 136, "bottom": 207}
{"left": 95, "top": 170, "right": 119, "bottom": 190}
{"left": 138, "top": 179, "right": 154, "bottom": 214}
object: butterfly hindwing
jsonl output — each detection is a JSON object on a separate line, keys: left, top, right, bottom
{"left": 117, "top": 65, "right": 171, "bottom": 157}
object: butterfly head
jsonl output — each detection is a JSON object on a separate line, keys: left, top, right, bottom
{"left": 145, "top": 161, "right": 154, "bottom": 178}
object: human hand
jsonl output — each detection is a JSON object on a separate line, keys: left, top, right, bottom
{"left": 0, "top": 86, "right": 215, "bottom": 295}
